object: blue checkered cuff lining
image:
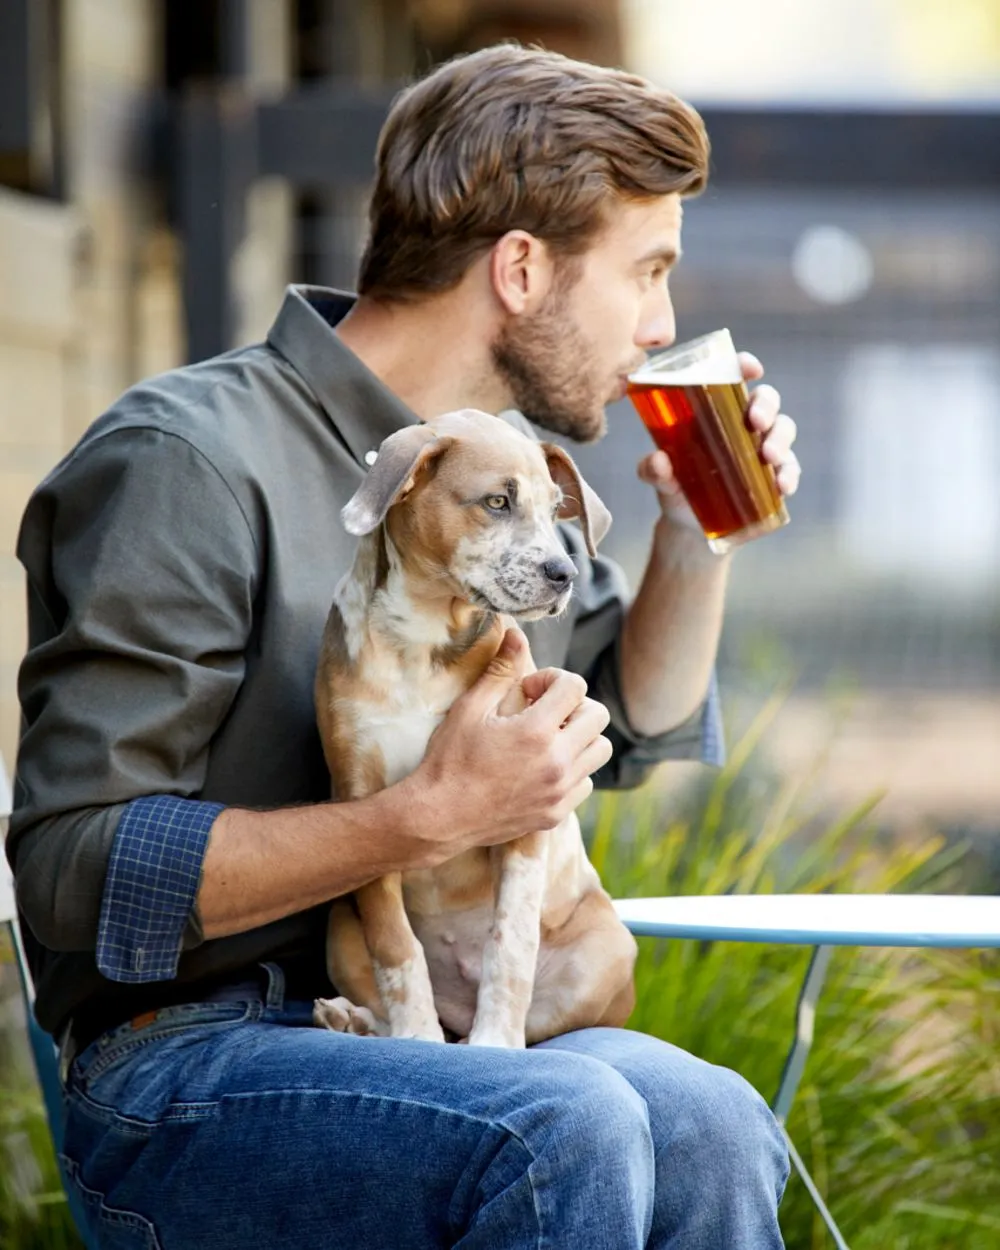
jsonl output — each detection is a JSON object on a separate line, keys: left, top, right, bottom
{"left": 700, "top": 669, "right": 726, "bottom": 768}
{"left": 96, "top": 795, "right": 224, "bottom": 983}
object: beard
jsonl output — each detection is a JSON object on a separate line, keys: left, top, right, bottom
{"left": 490, "top": 282, "right": 608, "bottom": 445}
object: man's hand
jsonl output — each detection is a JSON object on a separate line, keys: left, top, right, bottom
{"left": 636, "top": 351, "right": 802, "bottom": 529}
{"left": 398, "top": 629, "right": 612, "bottom": 867}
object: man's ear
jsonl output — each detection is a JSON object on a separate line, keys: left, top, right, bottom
{"left": 489, "top": 231, "right": 555, "bottom": 316}
{"left": 541, "top": 443, "right": 612, "bottom": 557}
{"left": 342, "top": 425, "right": 454, "bottom": 536}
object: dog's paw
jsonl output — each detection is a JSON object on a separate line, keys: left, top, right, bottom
{"left": 313, "top": 996, "right": 351, "bottom": 1031}
{"left": 466, "top": 1024, "right": 526, "bottom": 1049}
{"left": 313, "top": 997, "right": 385, "bottom": 1036}
{"left": 393, "top": 1021, "right": 447, "bottom": 1043}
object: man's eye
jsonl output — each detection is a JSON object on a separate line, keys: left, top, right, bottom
{"left": 484, "top": 495, "right": 510, "bottom": 513}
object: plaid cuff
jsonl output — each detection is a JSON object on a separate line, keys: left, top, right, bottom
{"left": 700, "top": 669, "right": 726, "bottom": 768}
{"left": 588, "top": 630, "right": 727, "bottom": 789}
{"left": 96, "top": 795, "right": 223, "bottom": 983}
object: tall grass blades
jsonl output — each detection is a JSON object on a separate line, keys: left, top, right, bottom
{"left": 0, "top": 933, "right": 84, "bottom": 1250}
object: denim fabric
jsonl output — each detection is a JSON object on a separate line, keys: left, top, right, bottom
{"left": 61, "top": 965, "right": 788, "bottom": 1249}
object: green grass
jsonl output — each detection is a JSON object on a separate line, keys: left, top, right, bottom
{"left": 0, "top": 935, "right": 84, "bottom": 1250}
{"left": 586, "top": 690, "right": 1000, "bottom": 1249}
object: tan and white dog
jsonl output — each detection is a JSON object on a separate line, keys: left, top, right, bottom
{"left": 313, "top": 409, "right": 637, "bottom": 1048}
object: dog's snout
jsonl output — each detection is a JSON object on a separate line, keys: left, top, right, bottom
{"left": 541, "top": 556, "right": 577, "bottom": 590}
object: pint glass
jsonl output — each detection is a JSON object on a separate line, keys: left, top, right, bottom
{"left": 627, "top": 329, "right": 789, "bottom": 554}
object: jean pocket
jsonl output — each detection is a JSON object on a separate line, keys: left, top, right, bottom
{"left": 73, "top": 1002, "right": 256, "bottom": 1109}
{"left": 60, "top": 1154, "right": 162, "bottom": 1250}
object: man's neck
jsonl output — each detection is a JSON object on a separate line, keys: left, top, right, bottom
{"left": 335, "top": 292, "right": 512, "bottom": 420}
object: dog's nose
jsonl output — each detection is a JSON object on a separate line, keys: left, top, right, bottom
{"left": 541, "top": 556, "right": 577, "bottom": 589}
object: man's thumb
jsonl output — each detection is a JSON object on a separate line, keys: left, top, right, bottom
{"left": 461, "top": 628, "right": 528, "bottom": 710}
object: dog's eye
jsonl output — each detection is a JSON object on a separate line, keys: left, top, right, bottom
{"left": 483, "top": 494, "right": 510, "bottom": 513}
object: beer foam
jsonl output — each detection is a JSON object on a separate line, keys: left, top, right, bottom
{"left": 629, "top": 328, "right": 743, "bottom": 387}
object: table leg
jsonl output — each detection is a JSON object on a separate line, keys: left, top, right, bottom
{"left": 772, "top": 944, "right": 851, "bottom": 1249}
{"left": 773, "top": 943, "right": 832, "bottom": 1123}
{"left": 781, "top": 1125, "right": 851, "bottom": 1250}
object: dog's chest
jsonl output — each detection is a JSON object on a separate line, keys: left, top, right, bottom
{"left": 355, "top": 665, "right": 466, "bottom": 788}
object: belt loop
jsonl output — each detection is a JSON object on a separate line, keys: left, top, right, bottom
{"left": 261, "top": 961, "right": 285, "bottom": 1010}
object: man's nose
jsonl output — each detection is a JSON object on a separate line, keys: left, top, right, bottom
{"left": 541, "top": 556, "right": 577, "bottom": 590}
{"left": 637, "top": 291, "right": 676, "bottom": 351}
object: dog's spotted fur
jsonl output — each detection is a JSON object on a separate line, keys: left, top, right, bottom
{"left": 314, "top": 409, "right": 637, "bottom": 1047}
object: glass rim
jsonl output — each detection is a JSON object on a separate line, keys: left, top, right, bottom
{"left": 628, "top": 327, "right": 740, "bottom": 385}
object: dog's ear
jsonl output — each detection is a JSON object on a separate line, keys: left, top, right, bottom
{"left": 342, "top": 425, "right": 454, "bottom": 536}
{"left": 540, "top": 443, "right": 612, "bottom": 557}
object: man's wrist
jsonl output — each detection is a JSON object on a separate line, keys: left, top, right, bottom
{"left": 369, "top": 770, "right": 446, "bottom": 872}
{"left": 652, "top": 512, "right": 731, "bottom": 569}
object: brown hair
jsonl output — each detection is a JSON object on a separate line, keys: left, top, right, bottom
{"left": 357, "top": 44, "right": 710, "bottom": 302}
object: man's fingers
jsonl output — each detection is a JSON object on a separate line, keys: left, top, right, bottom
{"left": 738, "top": 351, "right": 765, "bottom": 382}
{"left": 747, "top": 384, "right": 781, "bottom": 431}
{"left": 565, "top": 776, "right": 596, "bottom": 812}
{"left": 570, "top": 734, "right": 614, "bottom": 785}
{"left": 460, "top": 628, "right": 530, "bottom": 714}
{"left": 559, "top": 697, "right": 611, "bottom": 753}
{"left": 760, "top": 413, "right": 798, "bottom": 460}
{"left": 519, "top": 665, "right": 560, "bottom": 704}
{"left": 776, "top": 454, "right": 802, "bottom": 497}
{"left": 637, "top": 449, "right": 677, "bottom": 488}
{"left": 521, "top": 670, "right": 589, "bottom": 731}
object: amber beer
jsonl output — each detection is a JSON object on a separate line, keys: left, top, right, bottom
{"left": 627, "top": 329, "right": 789, "bottom": 554}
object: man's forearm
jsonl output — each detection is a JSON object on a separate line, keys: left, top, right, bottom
{"left": 618, "top": 518, "right": 731, "bottom": 737}
{"left": 198, "top": 786, "right": 421, "bottom": 940}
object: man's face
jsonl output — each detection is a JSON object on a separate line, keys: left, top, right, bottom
{"left": 491, "top": 194, "right": 683, "bottom": 443}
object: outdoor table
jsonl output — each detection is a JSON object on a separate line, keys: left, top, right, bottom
{"left": 613, "top": 893, "right": 1000, "bottom": 1250}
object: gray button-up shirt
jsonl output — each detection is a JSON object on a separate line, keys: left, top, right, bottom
{"left": 8, "top": 287, "right": 721, "bottom": 1037}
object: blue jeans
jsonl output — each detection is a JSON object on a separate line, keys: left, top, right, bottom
{"left": 61, "top": 964, "right": 788, "bottom": 1248}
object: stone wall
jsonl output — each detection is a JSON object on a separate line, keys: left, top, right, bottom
{"left": 0, "top": 190, "right": 81, "bottom": 774}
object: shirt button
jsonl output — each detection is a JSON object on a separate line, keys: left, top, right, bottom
{"left": 364, "top": 450, "right": 378, "bottom": 466}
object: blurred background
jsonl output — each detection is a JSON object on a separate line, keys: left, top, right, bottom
{"left": 1, "top": 2, "right": 999, "bottom": 1245}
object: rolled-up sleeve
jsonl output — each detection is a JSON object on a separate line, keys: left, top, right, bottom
{"left": 10, "top": 426, "right": 256, "bottom": 980}
{"left": 96, "top": 795, "right": 224, "bottom": 982}
{"left": 560, "top": 524, "right": 726, "bottom": 790}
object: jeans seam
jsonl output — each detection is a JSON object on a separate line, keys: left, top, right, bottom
{"left": 69, "top": 1088, "right": 167, "bottom": 1136}
{"left": 217, "top": 1085, "right": 541, "bottom": 1147}
{"left": 60, "top": 1154, "right": 163, "bottom": 1249}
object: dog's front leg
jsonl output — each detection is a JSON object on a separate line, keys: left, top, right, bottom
{"left": 467, "top": 831, "right": 547, "bottom": 1049}
{"left": 356, "top": 872, "right": 445, "bottom": 1042}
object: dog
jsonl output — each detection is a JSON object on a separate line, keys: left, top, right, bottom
{"left": 312, "top": 409, "right": 637, "bottom": 1048}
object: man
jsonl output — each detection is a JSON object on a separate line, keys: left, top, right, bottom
{"left": 9, "top": 44, "right": 798, "bottom": 1249}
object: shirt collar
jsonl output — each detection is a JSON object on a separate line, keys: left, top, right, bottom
{"left": 266, "top": 285, "right": 420, "bottom": 468}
